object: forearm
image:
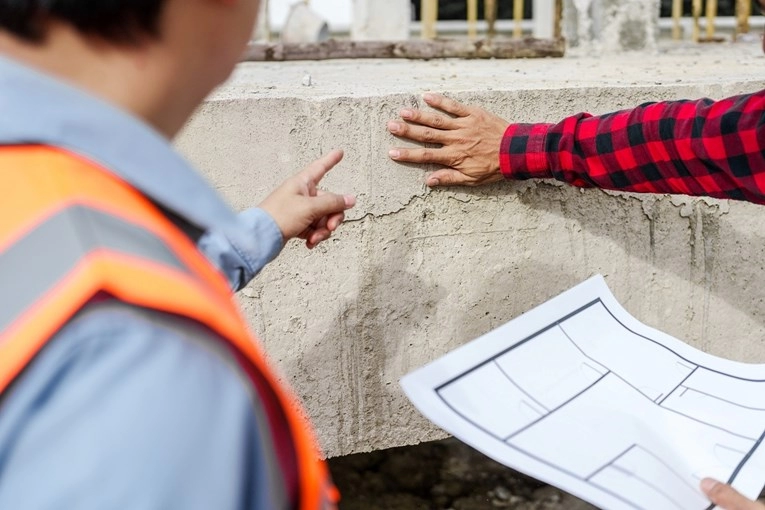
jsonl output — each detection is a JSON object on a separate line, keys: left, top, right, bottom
{"left": 501, "top": 90, "right": 765, "bottom": 204}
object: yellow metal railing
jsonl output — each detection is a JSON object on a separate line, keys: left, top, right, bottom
{"left": 486, "top": 0, "right": 498, "bottom": 38}
{"left": 422, "top": 0, "right": 562, "bottom": 40}
{"left": 247, "top": 0, "right": 565, "bottom": 61}
{"left": 513, "top": 0, "right": 524, "bottom": 38}
{"left": 737, "top": 0, "right": 752, "bottom": 36}
{"left": 422, "top": 0, "right": 439, "bottom": 39}
{"left": 467, "top": 0, "right": 479, "bottom": 38}
{"left": 258, "top": 0, "right": 564, "bottom": 44}
{"left": 673, "top": 0, "right": 753, "bottom": 42}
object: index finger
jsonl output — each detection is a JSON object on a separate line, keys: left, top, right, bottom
{"left": 423, "top": 93, "right": 471, "bottom": 118}
{"left": 304, "top": 149, "right": 344, "bottom": 183}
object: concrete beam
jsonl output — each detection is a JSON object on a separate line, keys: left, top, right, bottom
{"left": 177, "top": 42, "right": 765, "bottom": 458}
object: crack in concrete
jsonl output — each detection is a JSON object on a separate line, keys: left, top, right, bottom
{"left": 601, "top": 188, "right": 731, "bottom": 218}
{"left": 347, "top": 183, "right": 731, "bottom": 227}
{"left": 346, "top": 192, "right": 429, "bottom": 222}
{"left": 408, "top": 227, "right": 538, "bottom": 241}
{"left": 446, "top": 194, "right": 474, "bottom": 204}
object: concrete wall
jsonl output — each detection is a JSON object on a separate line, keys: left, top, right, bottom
{"left": 564, "top": 0, "right": 660, "bottom": 52}
{"left": 176, "top": 43, "right": 765, "bottom": 458}
{"left": 352, "top": 0, "right": 411, "bottom": 40}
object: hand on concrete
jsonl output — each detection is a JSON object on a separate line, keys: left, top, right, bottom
{"left": 701, "top": 478, "right": 765, "bottom": 510}
{"left": 259, "top": 149, "right": 356, "bottom": 249}
{"left": 387, "top": 93, "right": 509, "bottom": 187}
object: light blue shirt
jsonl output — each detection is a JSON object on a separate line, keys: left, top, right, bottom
{"left": 0, "top": 56, "right": 294, "bottom": 509}
{"left": 0, "top": 55, "right": 283, "bottom": 291}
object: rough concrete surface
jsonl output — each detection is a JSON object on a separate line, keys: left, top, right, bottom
{"left": 176, "top": 41, "right": 765, "bottom": 459}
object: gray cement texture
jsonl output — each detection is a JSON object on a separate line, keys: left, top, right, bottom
{"left": 177, "top": 40, "right": 765, "bottom": 458}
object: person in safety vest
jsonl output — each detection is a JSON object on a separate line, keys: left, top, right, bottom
{"left": 0, "top": 1, "right": 355, "bottom": 509}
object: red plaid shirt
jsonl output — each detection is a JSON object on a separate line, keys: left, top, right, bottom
{"left": 501, "top": 90, "right": 765, "bottom": 204}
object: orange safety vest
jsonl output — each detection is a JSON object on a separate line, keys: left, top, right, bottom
{"left": 0, "top": 145, "right": 338, "bottom": 509}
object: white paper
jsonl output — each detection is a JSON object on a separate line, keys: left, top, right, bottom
{"left": 400, "top": 275, "right": 765, "bottom": 510}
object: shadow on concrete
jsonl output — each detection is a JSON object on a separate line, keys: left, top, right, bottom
{"left": 457, "top": 180, "right": 765, "bottom": 339}
{"left": 280, "top": 225, "right": 448, "bottom": 455}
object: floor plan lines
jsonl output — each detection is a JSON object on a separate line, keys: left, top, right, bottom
{"left": 403, "top": 276, "right": 765, "bottom": 510}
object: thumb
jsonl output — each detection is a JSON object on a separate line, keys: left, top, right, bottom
{"left": 426, "top": 169, "right": 474, "bottom": 187}
{"left": 307, "top": 192, "right": 356, "bottom": 220}
{"left": 701, "top": 478, "right": 760, "bottom": 510}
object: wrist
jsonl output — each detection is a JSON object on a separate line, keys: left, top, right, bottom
{"left": 500, "top": 123, "right": 555, "bottom": 179}
{"left": 246, "top": 207, "right": 285, "bottom": 253}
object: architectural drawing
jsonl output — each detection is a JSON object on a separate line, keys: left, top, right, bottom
{"left": 402, "top": 276, "right": 765, "bottom": 510}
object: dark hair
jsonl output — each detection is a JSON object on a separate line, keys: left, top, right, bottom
{"left": 0, "top": 0, "right": 166, "bottom": 44}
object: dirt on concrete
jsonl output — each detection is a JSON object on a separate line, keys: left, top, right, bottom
{"left": 328, "top": 438, "right": 597, "bottom": 510}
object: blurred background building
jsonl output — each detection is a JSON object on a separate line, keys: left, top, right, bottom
{"left": 263, "top": 0, "right": 762, "bottom": 38}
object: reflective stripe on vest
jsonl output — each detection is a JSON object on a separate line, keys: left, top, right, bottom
{"left": 0, "top": 204, "right": 188, "bottom": 332}
{"left": 0, "top": 145, "right": 338, "bottom": 509}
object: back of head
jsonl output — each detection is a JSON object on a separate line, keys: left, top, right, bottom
{"left": 0, "top": 0, "right": 166, "bottom": 45}
{"left": 0, "top": 0, "right": 260, "bottom": 137}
